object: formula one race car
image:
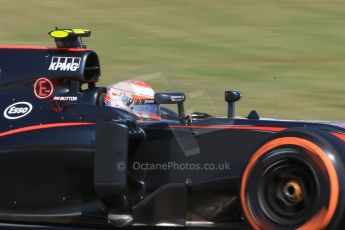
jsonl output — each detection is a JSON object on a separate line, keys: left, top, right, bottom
{"left": 1, "top": 29, "right": 345, "bottom": 230}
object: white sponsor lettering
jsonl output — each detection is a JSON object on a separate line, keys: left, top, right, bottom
{"left": 171, "top": 95, "right": 184, "bottom": 102}
{"left": 144, "top": 99, "right": 155, "bottom": 104}
{"left": 53, "top": 96, "right": 78, "bottom": 102}
{"left": 48, "top": 57, "right": 81, "bottom": 71}
{"left": 3, "top": 102, "right": 33, "bottom": 120}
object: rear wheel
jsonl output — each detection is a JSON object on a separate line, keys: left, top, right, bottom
{"left": 241, "top": 135, "right": 345, "bottom": 230}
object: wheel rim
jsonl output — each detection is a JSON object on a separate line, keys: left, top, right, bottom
{"left": 259, "top": 157, "right": 318, "bottom": 226}
{"left": 241, "top": 137, "right": 340, "bottom": 230}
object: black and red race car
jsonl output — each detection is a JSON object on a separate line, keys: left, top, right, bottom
{"left": 1, "top": 29, "right": 345, "bottom": 230}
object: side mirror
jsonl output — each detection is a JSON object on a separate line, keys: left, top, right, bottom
{"left": 154, "top": 92, "right": 186, "bottom": 104}
{"left": 155, "top": 92, "right": 186, "bottom": 124}
{"left": 225, "top": 91, "right": 242, "bottom": 118}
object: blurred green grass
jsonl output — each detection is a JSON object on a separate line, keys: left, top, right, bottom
{"left": 1, "top": 0, "right": 345, "bottom": 120}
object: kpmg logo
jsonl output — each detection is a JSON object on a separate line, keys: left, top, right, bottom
{"left": 3, "top": 102, "right": 33, "bottom": 120}
{"left": 48, "top": 56, "right": 81, "bottom": 71}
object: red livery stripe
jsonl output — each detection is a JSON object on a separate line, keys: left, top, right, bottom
{"left": 0, "top": 45, "right": 86, "bottom": 51}
{"left": 169, "top": 125, "right": 286, "bottom": 132}
{"left": 0, "top": 122, "right": 95, "bottom": 137}
{"left": 331, "top": 132, "right": 345, "bottom": 142}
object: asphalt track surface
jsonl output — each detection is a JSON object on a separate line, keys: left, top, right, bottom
{"left": 0, "top": 222, "right": 251, "bottom": 230}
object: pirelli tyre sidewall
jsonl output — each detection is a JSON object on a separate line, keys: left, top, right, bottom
{"left": 241, "top": 128, "right": 345, "bottom": 230}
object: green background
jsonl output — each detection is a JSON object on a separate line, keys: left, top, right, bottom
{"left": 1, "top": 0, "right": 345, "bottom": 120}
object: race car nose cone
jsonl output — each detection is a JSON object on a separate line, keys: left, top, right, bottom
{"left": 283, "top": 180, "right": 303, "bottom": 203}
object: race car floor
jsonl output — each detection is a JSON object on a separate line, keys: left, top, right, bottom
{"left": 0, "top": 222, "right": 251, "bottom": 230}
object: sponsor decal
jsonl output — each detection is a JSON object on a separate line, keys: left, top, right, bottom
{"left": 48, "top": 56, "right": 81, "bottom": 71}
{"left": 34, "top": 78, "right": 54, "bottom": 99}
{"left": 171, "top": 95, "right": 184, "bottom": 102}
{"left": 137, "top": 99, "right": 155, "bottom": 105}
{"left": 3, "top": 102, "right": 33, "bottom": 120}
{"left": 53, "top": 96, "right": 78, "bottom": 102}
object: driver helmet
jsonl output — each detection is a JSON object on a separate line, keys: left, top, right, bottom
{"left": 104, "top": 80, "right": 160, "bottom": 120}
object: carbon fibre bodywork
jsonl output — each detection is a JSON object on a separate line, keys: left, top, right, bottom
{"left": 1, "top": 46, "right": 345, "bottom": 229}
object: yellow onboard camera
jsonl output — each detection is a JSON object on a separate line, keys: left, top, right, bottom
{"left": 48, "top": 28, "right": 91, "bottom": 49}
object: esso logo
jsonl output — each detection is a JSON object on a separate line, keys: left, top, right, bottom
{"left": 3, "top": 102, "right": 33, "bottom": 120}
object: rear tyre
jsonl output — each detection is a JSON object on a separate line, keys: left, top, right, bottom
{"left": 241, "top": 132, "right": 345, "bottom": 230}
